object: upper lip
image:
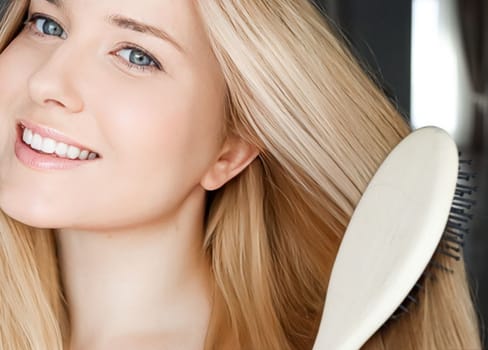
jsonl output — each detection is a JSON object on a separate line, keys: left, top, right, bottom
{"left": 17, "top": 119, "right": 99, "bottom": 155}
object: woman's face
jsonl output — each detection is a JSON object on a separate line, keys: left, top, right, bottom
{"left": 0, "top": 0, "right": 228, "bottom": 229}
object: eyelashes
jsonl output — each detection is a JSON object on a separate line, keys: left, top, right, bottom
{"left": 25, "top": 13, "right": 67, "bottom": 39}
{"left": 110, "top": 43, "right": 163, "bottom": 73}
{"left": 24, "top": 13, "right": 164, "bottom": 73}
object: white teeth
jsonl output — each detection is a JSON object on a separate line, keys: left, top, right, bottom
{"left": 79, "top": 150, "right": 89, "bottom": 160}
{"left": 55, "top": 142, "right": 68, "bottom": 157}
{"left": 41, "top": 138, "right": 57, "bottom": 154}
{"left": 21, "top": 126, "right": 98, "bottom": 160}
{"left": 31, "top": 134, "right": 43, "bottom": 151}
{"left": 23, "top": 128, "right": 33, "bottom": 145}
{"left": 67, "top": 145, "right": 81, "bottom": 159}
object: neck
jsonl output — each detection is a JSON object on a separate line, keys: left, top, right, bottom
{"left": 55, "top": 189, "right": 212, "bottom": 348}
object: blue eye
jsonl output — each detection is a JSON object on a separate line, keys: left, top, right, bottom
{"left": 28, "top": 15, "right": 67, "bottom": 39}
{"left": 115, "top": 46, "right": 162, "bottom": 72}
{"left": 118, "top": 48, "right": 155, "bottom": 67}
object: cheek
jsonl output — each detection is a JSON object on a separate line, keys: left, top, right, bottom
{"left": 0, "top": 40, "right": 33, "bottom": 197}
{"left": 94, "top": 80, "right": 224, "bottom": 178}
{"left": 0, "top": 37, "right": 46, "bottom": 154}
{"left": 0, "top": 40, "right": 29, "bottom": 136}
{"left": 0, "top": 37, "right": 37, "bottom": 103}
{"left": 71, "top": 80, "right": 224, "bottom": 226}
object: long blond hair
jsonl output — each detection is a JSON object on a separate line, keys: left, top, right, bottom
{"left": 0, "top": 1, "right": 481, "bottom": 349}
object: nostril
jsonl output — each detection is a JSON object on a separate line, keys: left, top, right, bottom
{"left": 44, "top": 99, "right": 66, "bottom": 108}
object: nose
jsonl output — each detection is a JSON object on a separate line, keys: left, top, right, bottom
{"left": 28, "top": 42, "right": 84, "bottom": 113}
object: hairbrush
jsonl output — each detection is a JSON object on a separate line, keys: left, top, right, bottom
{"left": 312, "top": 126, "right": 475, "bottom": 350}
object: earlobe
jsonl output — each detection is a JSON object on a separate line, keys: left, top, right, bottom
{"left": 200, "top": 138, "right": 259, "bottom": 191}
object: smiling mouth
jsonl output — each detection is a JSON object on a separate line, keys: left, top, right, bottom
{"left": 17, "top": 123, "right": 100, "bottom": 160}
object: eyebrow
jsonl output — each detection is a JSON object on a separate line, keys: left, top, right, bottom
{"left": 44, "top": 0, "right": 186, "bottom": 55}
{"left": 106, "top": 15, "right": 186, "bottom": 55}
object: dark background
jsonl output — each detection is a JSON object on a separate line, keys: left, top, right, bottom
{"left": 315, "top": 0, "right": 412, "bottom": 118}
{"left": 1, "top": 0, "right": 487, "bottom": 347}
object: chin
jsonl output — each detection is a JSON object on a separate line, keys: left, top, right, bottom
{"left": 0, "top": 200, "right": 62, "bottom": 230}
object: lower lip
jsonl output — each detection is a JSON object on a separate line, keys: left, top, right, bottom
{"left": 14, "top": 127, "right": 97, "bottom": 170}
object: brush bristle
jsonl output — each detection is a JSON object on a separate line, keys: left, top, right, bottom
{"left": 389, "top": 155, "right": 476, "bottom": 321}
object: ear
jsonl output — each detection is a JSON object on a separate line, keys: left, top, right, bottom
{"left": 200, "top": 137, "right": 259, "bottom": 191}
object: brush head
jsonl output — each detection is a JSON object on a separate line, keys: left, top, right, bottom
{"left": 312, "top": 126, "right": 459, "bottom": 350}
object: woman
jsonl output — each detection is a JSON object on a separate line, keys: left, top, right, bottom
{"left": 0, "top": 0, "right": 481, "bottom": 349}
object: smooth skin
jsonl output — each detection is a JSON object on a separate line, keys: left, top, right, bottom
{"left": 0, "top": 0, "right": 258, "bottom": 349}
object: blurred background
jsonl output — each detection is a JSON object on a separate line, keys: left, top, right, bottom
{"left": 315, "top": 0, "right": 488, "bottom": 346}
{"left": 1, "top": 0, "right": 486, "bottom": 346}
